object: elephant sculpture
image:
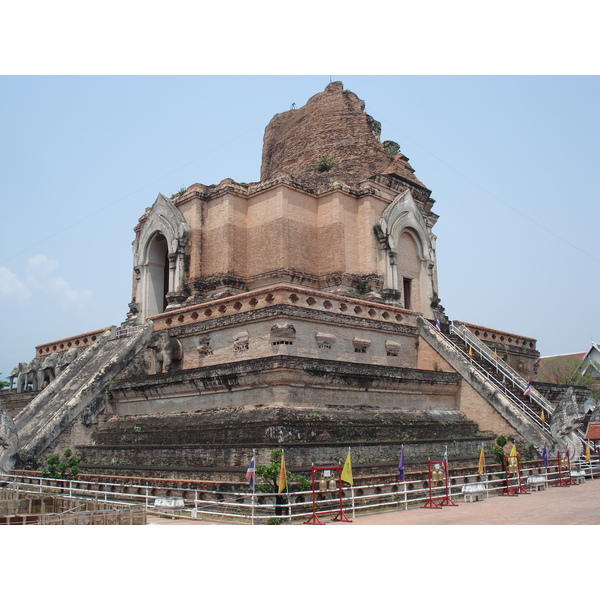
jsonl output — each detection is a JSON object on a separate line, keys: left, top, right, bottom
{"left": 55, "top": 348, "right": 78, "bottom": 376}
{"left": 147, "top": 331, "right": 183, "bottom": 374}
{"left": 9, "top": 363, "right": 26, "bottom": 392}
{"left": 16, "top": 358, "right": 41, "bottom": 393}
{"left": 37, "top": 352, "right": 60, "bottom": 390}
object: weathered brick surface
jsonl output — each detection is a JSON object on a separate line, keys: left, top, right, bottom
{"left": 417, "top": 336, "right": 455, "bottom": 372}
{"left": 260, "top": 81, "right": 427, "bottom": 189}
{"left": 458, "top": 380, "right": 521, "bottom": 440}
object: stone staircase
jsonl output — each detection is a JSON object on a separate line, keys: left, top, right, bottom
{"left": 418, "top": 317, "right": 554, "bottom": 452}
{"left": 14, "top": 322, "right": 153, "bottom": 460}
{"left": 446, "top": 332, "right": 549, "bottom": 424}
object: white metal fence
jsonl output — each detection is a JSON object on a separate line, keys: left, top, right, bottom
{"left": 2, "top": 456, "right": 598, "bottom": 524}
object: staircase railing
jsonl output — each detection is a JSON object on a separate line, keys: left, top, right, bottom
{"left": 421, "top": 319, "right": 552, "bottom": 439}
{"left": 450, "top": 321, "right": 553, "bottom": 415}
{"left": 444, "top": 320, "right": 594, "bottom": 451}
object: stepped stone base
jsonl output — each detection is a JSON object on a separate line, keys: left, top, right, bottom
{"left": 76, "top": 404, "right": 491, "bottom": 481}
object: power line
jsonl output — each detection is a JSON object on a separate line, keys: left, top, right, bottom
{"left": 380, "top": 118, "right": 600, "bottom": 265}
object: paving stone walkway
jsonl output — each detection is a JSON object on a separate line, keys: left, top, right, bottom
{"left": 146, "top": 476, "right": 600, "bottom": 525}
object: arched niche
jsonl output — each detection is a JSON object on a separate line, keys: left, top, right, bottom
{"left": 374, "top": 189, "right": 437, "bottom": 318}
{"left": 132, "top": 194, "right": 191, "bottom": 321}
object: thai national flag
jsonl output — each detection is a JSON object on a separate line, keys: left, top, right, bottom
{"left": 246, "top": 456, "right": 255, "bottom": 487}
{"left": 435, "top": 318, "right": 441, "bottom": 332}
{"left": 523, "top": 382, "right": 531, "bottom": 396}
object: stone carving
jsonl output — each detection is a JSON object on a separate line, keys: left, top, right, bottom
{"left": 14, "top": 357, "right": 42, "bottom": 393}
{"left": 233, "top": 332, "right": 250, "bottom": 355}
{"left": 0, "top": 407, "right": 18, "bottom": 473}
{"left": 271, "top": 323, "right": 296, "bottom": 346}
{"left": 10, "top": 362, "right": 27, "bottom": 392}
{"left": 37, "top": 353, "right": 60, "bottom": 390}
{"left": 197, "top": 335, "right": 213, "bottom": 356}
{"left": 550, "top": 387, "right": 585, "bottom": 460}
{"left": 315, "top": 332, "right": 335, "bottom": 349}
{"left": 271, "top": 323, "right": 296, "bottom": 338}
{"left": 147, "top": 331, "right": 183, "bottom": 373}
{"left": 385, "top": 340, "right": 401, "bottom": 357}
{"left": 56, "top": 348, "right": 78, "bottom": 376}
{"left": 265, "top": 425, "right": 301, "bottom": 443}
{"left": 353, "top": 338, "right": 371, "bottom": 353}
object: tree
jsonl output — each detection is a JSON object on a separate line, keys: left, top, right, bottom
{"left": 0, "top": 373, "right": 8, "bottom": 389}
{"left": 41, "top": 449, "right": 80, "bottom": 479}
{"left": 537, "top": 356, "right": 600, "bottom": 402}
{"left": 255, "top": 450, "right": 310, "bottom": 517}
{"left": 493, "top": 434, "right": 508, "bottom": 469}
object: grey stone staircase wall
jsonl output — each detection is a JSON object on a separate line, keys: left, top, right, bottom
{"left": 15, "top": 323, "right": 153, "bottom": 459}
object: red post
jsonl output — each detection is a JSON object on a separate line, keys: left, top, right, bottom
{"left": 553, "top": 450, "right": 577, "bottom": 487}
{"left": 438, "top": 459, "right": 457, "bottom": 506}
{"left": 304, "top": 465, "right": 351, "bottom": 525}
{"left": 500, "top": 456, "right": 517, "bottom": 496}
{"left": 421, "top": 460, "right": 443, "bottom": 509}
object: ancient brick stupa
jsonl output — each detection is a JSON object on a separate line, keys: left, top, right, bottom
{"left": 6, "top": 82, "right": 552, "bottom": 482}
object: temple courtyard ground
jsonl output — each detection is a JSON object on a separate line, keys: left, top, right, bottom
{"left": 147, "top": 475, "right": 600, "bottom": 525}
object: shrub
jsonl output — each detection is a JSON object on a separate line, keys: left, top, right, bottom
{"left": 316, "top": 154, "right": 334, "bottom": 172}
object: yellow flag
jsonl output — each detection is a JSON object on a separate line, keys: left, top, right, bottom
{"left": 586, "top": 442, "right": 591, "bottom": 462}
{"left": 509, "top": 443, "right": 519, "bottom": 457}
{"left": 341, "top": 449, "right": 353, "bottom": 485}
{"left": 540, "top": 409, "right": 545, "bottom": 423}
{"left": 478, "top": 445, "right": 485, "bottom": 475}
{"left": 277, "top": 451, "right": 286, "bottom": 493}
{"left": 468, "top": 346, "right": 473, "bottom": 358}
{"left": 493, "top": 349, "right": 497, "bottom": 361}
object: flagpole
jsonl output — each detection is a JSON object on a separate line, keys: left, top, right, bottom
{"left": 349, "top": 446, "right": 355, "bottom": 519}
{"left": 251, "top": 449, "right": 256, "bottom": 526}
{"left": 283, "top": 448, "right": 292, "bottom": 522}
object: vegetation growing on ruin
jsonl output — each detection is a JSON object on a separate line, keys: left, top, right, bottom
{"left": 383, "top": 140, "right": 400, "bottom": 155}
{"left": 316, "top": 154, "right": 334, "bottom": 172}
{"left": 41, "top": 449, "right": 80, "bottom": 479}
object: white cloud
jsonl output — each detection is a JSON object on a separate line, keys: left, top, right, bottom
{"left": 0, "top": 265, "right": 31, "bottom": 302}
{"left": 26, "top": 255, "right": 93, "bottom": 312}
{"left": 0, "top": 255, "right": 92, "bottom": 312}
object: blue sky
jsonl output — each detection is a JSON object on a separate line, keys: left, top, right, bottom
{"left": 1, "top": 3, "right": 599, "bottom": 382}
{"left": 2, "top": 0, "right": 598, "bottom": 581}
{"left": 1, "top": 74, "right": 599, "bottom": 381}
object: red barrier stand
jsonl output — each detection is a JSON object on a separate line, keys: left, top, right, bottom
{"left": 553, "top": 450, "right": 577, "bottom": 487}
{"left": 304, "top": 465, "right": 351, "bottom": 525}
{"left": 422, "top": 460, "right": 456, "bottom": 508}
{"left": 510, "top": 455, "right": 528, "bottom": 494}
{"left": 439, "top": 459, "right": 457, "bottom": 506}
{"left": 500, "top": 456, "right": 518, "bottom": 496}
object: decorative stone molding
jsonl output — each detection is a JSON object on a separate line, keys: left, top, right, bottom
{"left": 315, "top": 332, "right": 335, "bottom": 349}
{"left": 270, "top": 323, "right": 296, "bottom": 346}
{"left": 353, "top": 338, "right": 371, "bottom": 353}
{"left": 132, "top": 193, "right": 191, "bottom": 320}
{"left": 385, "top": 341, "right": 401, "bottom": 357}
{"left": 374, "top": 189, "right": 438, "bottom": 318}
{"left": 233, "top": 332, "right": 250, "bottom": 355}
{"left": 197, "top": 335, "right": 213, "bottom": 357}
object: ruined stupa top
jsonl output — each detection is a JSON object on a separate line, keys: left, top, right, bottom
{"left": 260, "top": 81, "right": 427, "bottom": 189}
